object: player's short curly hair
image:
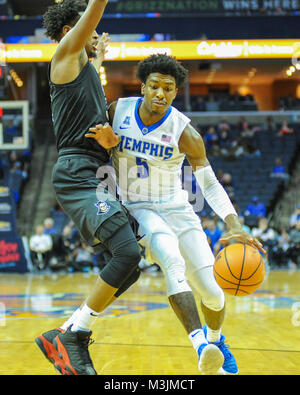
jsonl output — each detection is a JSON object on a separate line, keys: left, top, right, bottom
{"left": 137, "top": 54, "right": 189, "bottom": 89}
{"left": 43, "top": 0, "right": 87, "bottom": 42}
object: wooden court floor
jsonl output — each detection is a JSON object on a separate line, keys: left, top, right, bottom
{"left": 0, "top": 269, "right": 300, "bottom": 375}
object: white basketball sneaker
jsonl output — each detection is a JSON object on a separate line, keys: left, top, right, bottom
{"left": 198, "top": 343, "right": 225, "bottom": 375}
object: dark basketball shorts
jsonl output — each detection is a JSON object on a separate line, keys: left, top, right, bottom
{"left": 52, "top": 154, "right": 129, "bottom": 246}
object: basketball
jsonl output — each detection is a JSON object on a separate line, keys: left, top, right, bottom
{"left": 214, "top": 243, "right": 265, "bottom": 297}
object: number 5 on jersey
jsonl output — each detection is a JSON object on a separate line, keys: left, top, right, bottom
{"left": 136, "top": 157, "right": 149, "bottom": 178}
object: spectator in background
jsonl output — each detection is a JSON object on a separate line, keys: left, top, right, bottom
{"left": 218, "top": 128, "right": 231, "bottom": 151}
{"left": 240, "top": 124, "right": 257, "bottom": 139}
{"left": 4, "top": 120, "right": 21, "bottom": 143}
{"left": 277, "top": 121, "right": 294, "bottom": 136}
{"left": 203, "top": 219, "right": 222, "bottom": 253}
{"left": 289, "top": 204, "right": 300, "bottom": 228}
{"left": 252, "top": 217, "right": 277, "bottom": 245}
{"left": 206, "top": 94, "right": 219, "bottom": 111}
{"left": 43, "top": 217, "right": 57, "bottom": 235}
{"left": 227, "top": 137, "right": 245, "bottom": 160}
{"left": 204, "top": 126, "right": 219, "bottom": 152}
{"left": 217, "top": 118, "right": 230, "bottom": 133}
{"left": 243, "top": 141, "right": 261, "bottom": 158}
{"left": 194, "top": 96, "right": 206, "bottom": 111}
{"left": 237, "top": 116, "right": 249, "bottom": 133}
{"left": 252, "top": 218, "right": 277, "bottom": 266}
{"left": 264, "top": 116, "right": 276, "bottom": 132}
{"left": 287, "top": 220, "right": 300, "bottom": 267}
{"left": 72, "top": 241, "right": 95, "bottom": 271}
{"left": 62, "top": 221, "right": 81, "bottom": 259}
{"left": 43, "top": 216, "right": 67, "bottom": 267}
{"left": 151, "top": 33, "right": 166, "bottom": 41}
{"left": 270, "top": 157, "right": 290, "bottom": 184}
{"left": 271, "top": 227, "right": 290, "bottom": 267}
{"left": 29, "top": 224, "right": 53, "bottom": 270}
{"left": 208, "top": 142, "right": 220, "bottom": 157}
{"left": 216, "top": 168, "right": 224, "bottom": 182}
{"left": 219, "top": 172, "right": 235, "bottom": 200}
{"left": 8, "top": 161, "right": 28, "bottom": 204}
{"left": 8, "top": 150, "right": 18, "bottom": 167}
{"left": 244, "top": 196, "right": 266, "bottom": 218}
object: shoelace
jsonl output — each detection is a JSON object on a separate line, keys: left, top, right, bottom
{"left": 217, "top": 341, "right": 233, "bottom": 360}
{"left": 79, "top": 337, "right": 95, "bottom": 366}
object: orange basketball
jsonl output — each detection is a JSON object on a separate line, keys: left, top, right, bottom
{"left": 213, "top": 243, "right": 265, "bottom": 296}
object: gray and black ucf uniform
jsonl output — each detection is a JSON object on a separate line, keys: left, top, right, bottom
{"left": 49, "top": 60, "right": 141, "bottom": 292}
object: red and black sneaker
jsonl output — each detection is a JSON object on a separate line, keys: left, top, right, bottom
{"left": 52, "top": 327, "right": 97, "bottom": 375}
{"left": 35, "top": 328, "right": 67, "bottom": 374}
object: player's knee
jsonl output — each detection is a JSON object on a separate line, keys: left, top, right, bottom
{"left": 99, "top": 224, "right": 141, "bottom": 288}
{"left": 114, "top": 266, "right": 141, "bottom": 298}
{"left": 151, "top": 234, "right": 191, "bottom": 295}
{"left": 191, "top": 265, "right": 225, "bottom": 311}
{"left": 107, "top": 222, "right": 142, "bottom": 268}
{"left": 163, "top": 255, "right": 191, "bottom": 296}
{"left": 202, "top": 285, "right": 225, "bottom": 311}
{"left": 116, "top": 239, "right": 141, "bottom": 268}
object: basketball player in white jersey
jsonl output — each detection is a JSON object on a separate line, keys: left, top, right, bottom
{"left": 86, "top": 54, "right": 265, "bottom": 375}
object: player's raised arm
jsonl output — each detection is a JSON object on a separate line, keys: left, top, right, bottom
{"left": 55, "top": 0, "right": 108, "bottom": 57}
{"left": 179, "top": 124, "right": 265, "bottom": 254}
{"left": 91, "top": 32, "right": 110, "bottom": 73}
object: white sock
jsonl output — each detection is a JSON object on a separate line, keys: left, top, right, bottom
{"left": 188, "top": 329, "right": 207, "bottom": 352}
{"left": 71, "top": 303, "right": 99, "bottom": 332}
{"left": 60, "top": 308, "right": 81, "bottom": 331}
{"left": 206, "top": 326, "right": 221, "bottom": 343}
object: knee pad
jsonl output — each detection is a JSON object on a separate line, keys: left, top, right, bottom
{"left": 99, "top": 239, "right": 141, "bottom": 288}
{"left": 192, "top": 266, "right": 225, "bottom": 311}
{"left": 114, "top": 267, "right": 141, "bottom": 298}
{"left": 202, "top": 287, "right": 225, "bottom": 312}
{"left": 151, "top": 233, "right": 192, "bottom": 296}
{"left": 99, "top": 224, "right": 141, "bottom": 288}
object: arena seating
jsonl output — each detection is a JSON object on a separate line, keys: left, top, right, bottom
{"left": 189, "top": 124, "right": 300, "bottom": 224}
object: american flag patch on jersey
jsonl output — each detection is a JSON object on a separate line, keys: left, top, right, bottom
{"left": 161, "top": 134, "right": 171, "bottom": 142}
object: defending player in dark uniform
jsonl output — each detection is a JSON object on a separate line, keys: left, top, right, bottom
{"left": 35, "top": 0, "right": 141, "bottom": 375}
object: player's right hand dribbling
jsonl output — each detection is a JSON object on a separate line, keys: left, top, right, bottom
{"left": 85, "top": 123, "right": 121, "bottom": 149}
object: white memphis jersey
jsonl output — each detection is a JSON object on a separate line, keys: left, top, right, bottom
{"left": 112, "top": 97, "right": 190, "bottom": 203}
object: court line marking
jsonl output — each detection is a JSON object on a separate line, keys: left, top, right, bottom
{"left": 0, "top": 340, "right": 299, "bottom": 354}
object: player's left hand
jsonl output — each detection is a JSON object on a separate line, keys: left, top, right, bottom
{"left": 220, "top": 228, "right": 266, "bottom": 254}
{"left": 95, "top": 32, "right": 110, "bottom": 63}
{"left": 85, "top": 123, "right": 121, "bottom": 149}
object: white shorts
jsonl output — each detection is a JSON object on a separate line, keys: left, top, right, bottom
{"left": 124, "top": 190, "right": 215, "bottom": 276}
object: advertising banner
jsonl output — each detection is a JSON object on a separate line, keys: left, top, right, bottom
{"left": 105, "top": 0, "right": 300, "bottom": 15}
{"left": 0, "top": 182, "right": 27, "bottom": 273}
{"left": 1, "top": 40, "right": 300, "bottom": 62}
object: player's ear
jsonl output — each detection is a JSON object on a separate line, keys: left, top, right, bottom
{"left": 62, "top": 24, "right": 73, "bottom": 37}
{"left": 141, "top": 83, "right": 145, "bottom": 95}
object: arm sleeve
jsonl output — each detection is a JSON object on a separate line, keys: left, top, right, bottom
{"left": 193, "top": 165, "right": 237, "bottom": 221}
